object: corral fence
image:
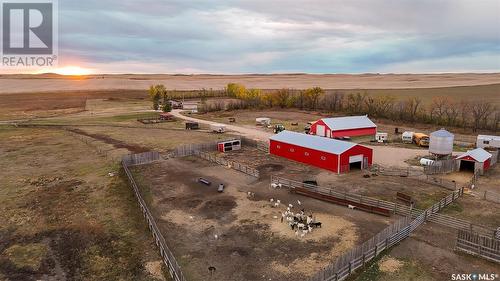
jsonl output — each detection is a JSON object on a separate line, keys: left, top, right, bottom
{"left": 309, "top": 186, "right": 465, "bottom": 281}
{"left": 196, "top": 151, "right": 260, "bottom": 178}
{"left": 169, "top": 139, "right": 223, "bottom": 157}
{"left": 481, "top": 190, "right": 500, "bottom": 204}
{"left": 423, "top": 175, "right": 457, "bottom": 190}
{"left": 456, "top": 229, "right": 500, "bottom": 264}
{"left": 240, "top": 136, "right": 269, "bottom": 153}
{"left": 122, "top": 154, "right": 186, "bottom": 281}
{"left": 424, "top": 159, "right": 459, "bottom": 175}
{"left": 371, "top": 165, "right": 423, "bottom": 177}
{"left": 123, "top": 151, "right": 161, "bottom": 166}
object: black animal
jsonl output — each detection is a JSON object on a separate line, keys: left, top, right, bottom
{"left": 208, "top": 266, "right": 216, "bottom": 276}
{"left": 310, "top": 222, "right": 322, "bottom": 228}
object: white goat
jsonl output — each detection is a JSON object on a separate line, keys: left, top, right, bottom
{"left": 270, "top": 198, "right": 274, "bottom": 203}
{"left": 297, "top": 200, "right": 302, "bottom": 206}
{"left": 274, "top": 202, "right": 280, "bottom": 208}
{"left": 288, "top": 203, "right": 294, "bottom": 208}
{"left": 271, "top": 183, "right": 278, "bottom": 189}
{"left": 348, "top": 204, "right": 356, "bottom": 210}
{"left": 297, "top": 223, "right": 305, "bottom": 230}
{"left": 276, "top": 199, "right": 281, "bottom": 204}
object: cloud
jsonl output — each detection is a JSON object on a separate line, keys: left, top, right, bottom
{"left": 34, "top": 0, "right": 500, "bottom": 73}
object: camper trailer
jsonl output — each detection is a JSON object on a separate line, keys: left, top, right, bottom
{"left": 402, "top": 131, "right": 414, "bottom": 143}
{"left": 375, "top": 132, "right": 388, "bottom": 143}
{"left": 210, "top": 123, "right": 226, "bottom": 133}
{"left": 477, "top": 135, "right": 500, "bottom": 149}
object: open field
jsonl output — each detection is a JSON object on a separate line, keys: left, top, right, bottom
{"left": 1, "top": 73, "right": 500, "bottom": 93}
{"left": 131, "top": 157, "right": 397, "bottom": 281}
{"left": 0, "top": 127, "right": 168, "bottom": 281}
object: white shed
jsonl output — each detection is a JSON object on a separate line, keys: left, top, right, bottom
{"left": 375, "top": 132, "right": 388, "bottom": 143}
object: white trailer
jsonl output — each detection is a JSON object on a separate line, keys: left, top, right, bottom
{"left": 402, "top": 131, "right": 414, "bottom": 143}
{"left": 375, "top": 132, "right": 388, "bottom": 143}
{"left": 256, "top": 117, "right": 271, "bottom": 126}
{"left": 210, "top": 123, "right": 226, "bottom": 133}
{"left": 477, "top": 135, "right": 500, "bottom": 149}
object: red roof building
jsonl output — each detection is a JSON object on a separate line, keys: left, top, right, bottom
{"left": 310, "top": 115, "right": 377, "bottom": 138}
{"left": 269, "top": 131, "right": 373, "bottom": 174}
{"left": 456, "top": 148, "right": 492, "bottom": 175}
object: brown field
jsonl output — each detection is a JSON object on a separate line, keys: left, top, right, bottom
{"left": 1, "top": 73, "right": 500, "bottom": 93}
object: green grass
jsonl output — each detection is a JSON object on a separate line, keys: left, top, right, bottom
{"left": 441, "top": 202, "right": 464, "bottom": 215}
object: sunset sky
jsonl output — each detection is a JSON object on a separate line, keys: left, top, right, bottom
{"left": 8, "top": 0, "right": 500, "bottom": 74}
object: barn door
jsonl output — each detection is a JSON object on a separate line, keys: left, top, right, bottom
{"left": 363, "top": 157, "right": 369, "bottom": 169}
{"left": 316, "top": 125, "right": 326, "bottom": 137}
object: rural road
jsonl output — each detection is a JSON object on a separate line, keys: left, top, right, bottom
{"left": 171, "top": 110, "right": 427, "bottom": 167}
{"left": 171, "top": 109, "right": 273, "bottom": 141}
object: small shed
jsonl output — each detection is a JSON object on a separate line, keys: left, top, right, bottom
{"left": 456, "top": 148, "right": 492, "bottom": 175}
{"left": 269, "top": 131, "right": 373, "bottom": 174}
{"left": 375, "top": 132, "right": 388, "bottom": 143}
{"left": 310, "top": 115, "right": 377, "bottom": 138}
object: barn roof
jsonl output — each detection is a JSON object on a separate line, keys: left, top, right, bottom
{"left": 457, "top": 148, "right": 492, "bottom": 162}
{"left": 321, "top": 115, "right": 376, "bottom": 131}
{"left": 270, "top": 130, "right": 359, "bottom": 155}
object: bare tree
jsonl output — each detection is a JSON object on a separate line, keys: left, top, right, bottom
{"left": 470, "top": 101, "right": 492, "bottom": 132}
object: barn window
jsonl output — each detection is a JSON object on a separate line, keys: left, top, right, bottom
{"left": 320, "top": 156, "right": 327, "bottom": 161}
{"left": 276, "top": 145, "right": 281, "bottom": 149}
{"left": 304, "top": 152, "right": 310, "bottom": 156}
{"left": 290, "top": 148, "right": 295, "bottom": 152}
{"left": 484, "top": 141, "right": 490, "bottom": 144}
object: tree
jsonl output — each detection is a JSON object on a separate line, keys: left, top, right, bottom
{"left": 471, "top": 101, "right": 492, "bottom": 132}
{"left": 226, "top": 83, "right": 246, "bottom": 98}
{"left": 305, "top": 87, "right": 324, "bottom": 109}
{"left": 149, "top": 84, "right": 167, "bottom": 110}
{"left": 162, "top": 102, "right": 172, "bottom": 112}
{"left": 274, "top": 88, "right": 291, "bottom": 108}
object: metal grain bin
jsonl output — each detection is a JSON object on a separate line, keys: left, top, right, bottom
{"left": 429, "top": 129, "right": 454, "bottom": 155}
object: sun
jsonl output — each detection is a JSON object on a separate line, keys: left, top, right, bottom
{"left": 52, "top": 66, "right": 93, "bottom": 76}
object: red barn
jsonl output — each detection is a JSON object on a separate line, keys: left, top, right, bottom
{"left": 457, "top": 148, "right": 492, "bottom": 175}
{"left": 310, "top": 115, "right": 377, "bottom": 138}
{"left": 269, "top": 131, "right": 373, "bottom": 174}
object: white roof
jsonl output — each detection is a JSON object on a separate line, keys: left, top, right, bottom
{"left": 431, "top": 129, "right": 454, "bottom": 138}
{"left": 477, "top": 135, "right": 500, "bottom": 140}
{"left": 457, "top": 148, "right": 492, "bottom": 162}
{"left": 270, "top": 130, "right": 360, "bottom": 155}
{"left": 321, "top": 115, "right": 376, "bottom": 131}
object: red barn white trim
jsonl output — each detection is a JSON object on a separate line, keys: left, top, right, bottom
{"left": 310, "top": 115, "right": 377, "bottom": 138}
{"left": 269, "top": 131, "right": 373, "bottom": 174}
{"left": 456, "top": 148, "right": 492, "bottom": 175}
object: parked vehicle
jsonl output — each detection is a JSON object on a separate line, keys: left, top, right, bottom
{"left": 273, "top": 124, "right": 286, "bottom": 134}
{"left": 413, "top": 133, "right": 430, "bottom": 147}
{"left": 402, "top": 131, "right": 414, "bottom": 143}
{"left": 375, "top": 132, "right": 388, "bottom": 143}
{"left": 218, "top": 184, "right": 225, "bottom": 193}
{"left": 210, "top": 123, "right": 226, "bottom": 133}
{"left": 185, "top": 122, "right": 200, "bottom": 130}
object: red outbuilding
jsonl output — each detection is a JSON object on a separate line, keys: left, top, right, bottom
{"left": 310, "top": 115, "right": 377, "bottom": 138}
{"left": 456, "top": 148, "right": 492, "bottom": 175}
{"left": 269, "top": 131, "right": 373, "bottom": 174}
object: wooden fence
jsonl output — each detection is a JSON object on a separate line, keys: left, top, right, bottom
{"left": 196, "top": 151, "right": 260, "bottom": 178}
{"left": 302, "top": 179, "right": 466, "bottom": 281}
{"left": 169, "top": 140, "right": 224, "bottom": 157}
{"left": 122, "top": 155, "right": 186, "bottom": 281}
{"left": 424, "top": 159, "right": 459, "bottom": 175}
{"left": 371, "top": 165, "right": 423, "bottom": 177}
{"left": 456, "top": 229, "right": 500, "bottom": 264}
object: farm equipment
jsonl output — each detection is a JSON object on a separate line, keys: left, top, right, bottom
{"left": 185, "top": 122, "right": 200, "bottom": 130}
{"left": 210, "top": 123, "right": 226, "bottom": 133}
{"left": 228, "top": 117, "right": 236, "bottom": 123}
{"left": 304, "top": 122, "right": 314, "bottom": 134}
{"left": 413, "top": 133, "right": 430, "bottom": 147}
{"left": 273, "top": 124, "right": 286, "bottom": 134}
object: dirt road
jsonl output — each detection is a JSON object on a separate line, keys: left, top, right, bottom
{"left": 171, "top": 110, "right": 427, "bottom": 167}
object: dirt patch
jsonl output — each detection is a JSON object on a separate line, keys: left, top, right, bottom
{"left": 145, "top": 261, "right": 166, "bottom": 281}
{"left": 378, "top": 256, "right": 404, "bottom": 273}
{"left": 67, "top": 128, "right": 150, "bottom": 153}
{"left": 198, "top": 197, "right": 237, "bottom": 220}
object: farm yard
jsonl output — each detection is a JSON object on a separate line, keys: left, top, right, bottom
{"left": 130, "top": 157, "right": 398, "bottom": 281}
{"left": 0, "top": 76, "right": 498, "bottom": 281}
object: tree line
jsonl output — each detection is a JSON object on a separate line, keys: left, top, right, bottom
{"left": 201, "top": 83, "right": 499, "bottom": 132}
{"left": 148, "top": 83, "right": 498, "bottom": 132}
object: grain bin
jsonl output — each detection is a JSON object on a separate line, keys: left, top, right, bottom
{"left": 429, "top": 129, "right": 454, "bottom": 155}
